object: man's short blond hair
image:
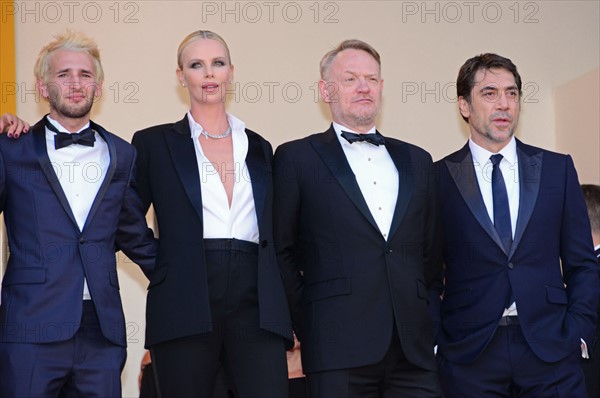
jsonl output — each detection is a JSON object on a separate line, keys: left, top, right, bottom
{"left": 34, "top": 30, "right": 104, "bottom": 83}
{"left": 320, "top": 39, "right": 381, "bottom": 80}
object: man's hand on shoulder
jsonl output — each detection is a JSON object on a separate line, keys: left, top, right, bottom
{"left": 0, "top": 113, "right": 30, "bottom": 138}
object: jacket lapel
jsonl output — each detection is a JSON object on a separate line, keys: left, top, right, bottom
{"left": 33, "top": 120, "right": 79, "bottom": 230}
{"left": 81, "top": 122, "right": 117, "bottom": 232}
{"left": 386, "top": 136, "right": 412, "bottom": 240}
{"left": 245, "top": 131, "right": 267, "bottom": 229}
{"left": 445, "top": 143, "right": 507, "bottom": 254}
{"left": 311, "top": 126, "right": 379, "bottom": 233}
{"left": 164, "top": 116, "right": 204, "bottom": 221}
{"left": 512, "top": 139, "right": 542, "bottom": 255}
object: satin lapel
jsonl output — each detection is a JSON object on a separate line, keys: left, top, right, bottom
{"left": 386, "top": 137, "right": 412, "bottom": 240}
{"left": 311, "top": 127, "right": 379, "bottom": 233}
{"left": 81, "top": 124, "right": 117, "bottom": 232}
{"left": 164, "top": 117, "right": 203, "bottom": 221}
{"left": 245, "top": 131, "right": 266, "bottom": 229}
{"left": 446, "top": 143, "right": 506, "bottom": 254}
{"left": 33, "top": 123, "right": 79, "bottom": 230}
{"left": 512, "top": 140, "right": 542, "bottom": 255}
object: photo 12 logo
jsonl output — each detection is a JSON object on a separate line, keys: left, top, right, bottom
{"left": 401, "top": 1, "right": 540, "bottom": 24}
{"left": 1, "top": 81, "right": 140, "bottom": 105}
{"left": 3, "top": 1, "right": 141, "bottom": 24}
{"left": 200, "top": 1, "right": 340, "bottom": 24}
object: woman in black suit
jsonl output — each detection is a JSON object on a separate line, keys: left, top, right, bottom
{"left": 131, "top": 30, "right": 292, "bottom": 398}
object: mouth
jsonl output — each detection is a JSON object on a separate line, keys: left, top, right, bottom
{"left": 353, "top": 97, "right": 373, "bottom": 104}
{"left": 491, "top": 114, "right": 512, "bottom": 128}
{"left": 67, "top": 94, "right": 86, "bottom": 102}
{"left": 202, "top": 83, "right": 221, "bottom": 92}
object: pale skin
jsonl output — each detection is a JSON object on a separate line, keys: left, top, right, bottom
{"left": 319, "top": 48, "right": 383, "bottom": 134}
{"left": 1, "top": 49, "right": 101, "bottom": 138}
{"left": 177, "top": 38, "right": 236, "bottom": 207}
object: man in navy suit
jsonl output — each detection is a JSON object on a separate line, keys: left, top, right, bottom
{"left": 435, "top": 53, "right": 600, "bottom": 398}
{"left": 274, "top": 39, "right": 442, "bottom": 397}
{"left": 0, "top": 31, "right": 156, "bottom": 396}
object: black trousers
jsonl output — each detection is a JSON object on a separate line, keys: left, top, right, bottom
{"left": 307, "top": 327, "right": 441, "bottom": 398}
{"left": 151, "top": 239, "right": 288, "bottom": 398}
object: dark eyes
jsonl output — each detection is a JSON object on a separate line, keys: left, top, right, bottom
{"left": 189, "top": 60, "right": 227, "bottom": 69}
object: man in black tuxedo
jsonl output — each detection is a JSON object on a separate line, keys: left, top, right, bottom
{"left": 274, "top": 39, "right": 442, "bottom": 398}
{"left": 582, "top": 184, "right": 600, "bottom": 398}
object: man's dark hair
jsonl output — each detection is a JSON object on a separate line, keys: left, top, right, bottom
{"left": 582, "top": 184, "right": 600, "bottom": 234}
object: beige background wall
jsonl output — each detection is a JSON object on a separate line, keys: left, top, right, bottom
{"left": 4, "top": 1, "right": 599, "bottom": 395}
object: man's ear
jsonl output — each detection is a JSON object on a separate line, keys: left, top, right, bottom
{"left": 94, "top": 81, "right": 103, "bottom": 100}
{"left": 319, "top": 79, "right": 335, "bottom": 103}
{"left": 36, "top": 79, "right": 50, "bottom": 100}
{"left": 458, "top": 96, "right": 470, "bottom": 119}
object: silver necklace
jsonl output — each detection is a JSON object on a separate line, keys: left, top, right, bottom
{"left": 201, "top": 125, "right": 232, "bottom": 139}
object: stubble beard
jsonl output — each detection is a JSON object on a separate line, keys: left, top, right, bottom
{"left": 49, "top": 89, "right": 96, "bottom": 120}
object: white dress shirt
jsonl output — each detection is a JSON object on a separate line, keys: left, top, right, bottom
{"left": 333, "top": 122, "right": 398, "bottom": 240}
{"left": 46, "top": 116, "right": 110, "bottom": 300}
{"left": 469, "top": 136, "right": 519, "bottom": 315}
{"left": 188, "top": 112, "right": 259, "bottom": 243}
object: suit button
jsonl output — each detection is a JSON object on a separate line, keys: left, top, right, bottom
{"left": 261, "top": 240, "right": 268, "bottom": 248}
{"left": 79, "top": 238, "right": 85, "bottom": 244}
{"left": 508, "top": 262, "right": 514, "bottom": 269}
{"left": 387, "top": 249, "right": 393, "bottom": 254}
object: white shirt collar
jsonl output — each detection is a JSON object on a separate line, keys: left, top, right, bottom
{"left": 186, "top": 111, "right": 246, "bottom": 140}
{"left": 46, "top": 115, "right": 90, "bottom": 134}
{"left": 332, "top": 122, "right": 376, "bottom": 137}
{"left": 469, "top": 135, "right": 517, "bottom": 167}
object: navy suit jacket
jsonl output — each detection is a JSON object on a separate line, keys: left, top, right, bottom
{"left": 0, "top": 118, "right": 157, "bottom": 347}
{"left": 132, "top": 116, "right": 292, "bottom": 348}
{"left": 435, "top": 139, "right": 600, "bottom": 364}
{"left": 274, "top": 125, "right": 441, "bottom": 373}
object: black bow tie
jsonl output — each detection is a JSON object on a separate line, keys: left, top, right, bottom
{"left": 341, "top": 131, "right": 385, "bottom": 146}
{"left": 45, "top": 118, "right": 96, "bottom": 149}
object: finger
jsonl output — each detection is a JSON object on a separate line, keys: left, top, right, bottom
{"left": 9, "top": 119, "right": 27, "bottom": 139}
{"left": 7, "top": 122, "right": 17, "bottom": 138}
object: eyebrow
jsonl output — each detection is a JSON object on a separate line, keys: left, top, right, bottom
{"left": 187, "top": 56, "right": 227, "bottom": 63}
{"left": 480, "top": 84, "right": 518, "bottom": 91}
{"left": 342, "top": 70, "right": 379, "bottom": 78}
{"left": 55, "top": 68, "right": 94, "bottom": 75}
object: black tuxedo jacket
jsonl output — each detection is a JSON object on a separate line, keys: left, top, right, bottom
{"left": 273, "top": 125, "right": 441, "bottom": 373}
{"left": 132, "top": 116, "right": 292, "bottom": 348}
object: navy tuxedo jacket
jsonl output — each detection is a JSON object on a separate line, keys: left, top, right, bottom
{"left": 132, "top": 116, "right": 292, "bottom": 348}
{"left": 435, "top": 139, "right": 600, "bottom": 364}
{"left": 274, "top": 125, "right": 441, "bottom": 373}
{"left": 0, "top": 118, "right": 157, "bottom": 347}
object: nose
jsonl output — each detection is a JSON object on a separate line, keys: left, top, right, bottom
{"left": 356, "top": 77, "right": 370, "bottom": 93}
{"left": 496, "top": 91, "right": 509, "bottom": 109}
{"left": 205, "top": 66, "right": 214, "bottom": 78}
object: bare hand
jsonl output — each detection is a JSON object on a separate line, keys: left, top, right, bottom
{"left": 0, "top": 113, "right": 30, "bottom": 138}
